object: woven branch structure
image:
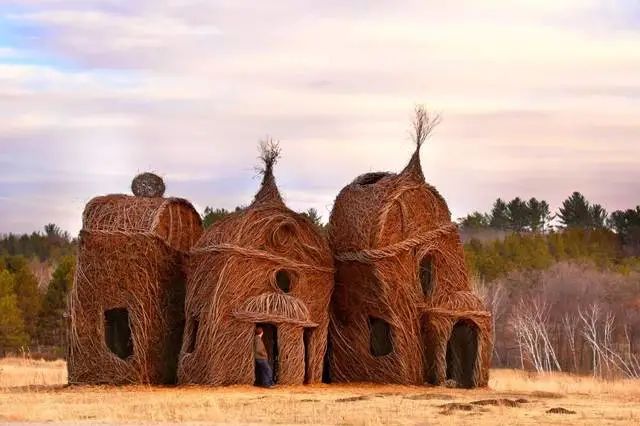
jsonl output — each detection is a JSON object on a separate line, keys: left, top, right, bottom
{"left": 178, "top": 143, "right": 334, "bottom": 385}
{"left": 328, "top": 143, "right": 492, "bottom": 388}
{"left": 131, "top": 172, "right": 166, "bottom": 198}
{"left": 68, "top": 185, "right": 203, "bottom": 384}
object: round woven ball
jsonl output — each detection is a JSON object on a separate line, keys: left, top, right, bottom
{"left": 131, "top": 172, "right": 165, "bottom": 198}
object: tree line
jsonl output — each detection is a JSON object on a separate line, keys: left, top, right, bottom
{"left": 462, "top": 192, "right": 640, "bottom": 378}
{"left": 0, "top": 225, "right": 76, "bottom": 356}
{"left": 478, "top": 261, "right": 640, "bottom": 379}
{"left": 460, "top": 191, "right": 639, "bottom": 239}
{"left": 0, "top": 223, "right": 75, "bottom": 261}
{"left": 202, "top": 206, "right": 325, "bottom": 230}
{"left": 1, "top": 192, "right": 638, "bottom": 373}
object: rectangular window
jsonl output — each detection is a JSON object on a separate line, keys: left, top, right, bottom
{"left": 104, "top": 308, "right": 133, "bottom": 359}
{"left": 368, "top": 316, "right": 393, "bottom": 357}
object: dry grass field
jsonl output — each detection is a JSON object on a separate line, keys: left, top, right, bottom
{"left": 1, "top": 357, "right": 639, "bottom": 425}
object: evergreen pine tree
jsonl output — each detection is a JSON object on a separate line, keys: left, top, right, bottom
{"left": 0, "top": 270, "right": 28, "bottom": 354}
{"left": 37, "top": 255, "right": 76, "bottom": 347}
{"left": 3, "top": 255, "right": 41, "bottom": 342}
{"left": 490, "top": 198, "right": 511, "bottom": 229}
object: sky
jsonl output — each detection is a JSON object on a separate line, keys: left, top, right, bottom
{"left": 0, "top": 0, "right": 639, "bottom": 235}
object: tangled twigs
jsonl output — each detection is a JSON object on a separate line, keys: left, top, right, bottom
{"left": 68, "top": 194, "right": 202, "bottom": 385}
{"left": 178, "top": 143, "right": 334, "bottom": 385}
{"left": 328, "top": 128, "right": 492, "bottom": 388}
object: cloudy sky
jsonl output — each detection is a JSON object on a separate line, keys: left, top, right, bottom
{"left": 1, "top": 0, "right": 639, "bottom": 234}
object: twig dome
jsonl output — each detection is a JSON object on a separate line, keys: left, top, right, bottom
{"left": 327, "top": 117, "right": 492, "bottom": 388}
{"left": 68, "top": 182, "right": 202, "bottom": 384}
{"left": 177, "top": 140, "right": 334, "bottom": 385}
{"left": 66, "top": 110, "right": 490, "bottom": 389}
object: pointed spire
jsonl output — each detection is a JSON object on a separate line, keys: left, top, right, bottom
{"left": 401, "top": 105, "right": 441, "bottom": 180}
{"left": 401, "top": 147, "right": 425, "bottom": 180}
{"left": 252, "top": 138, "right": 285, "bottom": 207}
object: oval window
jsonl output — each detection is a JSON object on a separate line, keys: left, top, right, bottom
{"left": 275, "top": 270, "right": 291, "bottom": 293}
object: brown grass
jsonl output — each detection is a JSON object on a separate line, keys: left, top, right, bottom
{"left": 1, "top": 358, "right": 639, "bottom": 425}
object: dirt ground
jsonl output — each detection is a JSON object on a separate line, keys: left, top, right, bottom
{"left": 0, "top": 357, "right": 639, "bottom": 425}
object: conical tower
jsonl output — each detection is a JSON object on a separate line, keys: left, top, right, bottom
{"left": 328, "top": 107, "right": 492, "bottom": 388}
{"left": 178, "top": 140, "right": 334, "bottom": 386}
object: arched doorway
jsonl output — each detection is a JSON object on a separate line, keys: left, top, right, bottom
{"left": 445, "top": 320, "right": 478, "bottom": 388}
{"left": 256, "top": 323, "right": 279, "bottom": 384}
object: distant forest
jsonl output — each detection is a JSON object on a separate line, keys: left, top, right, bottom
{"left": 1, "top": 192, "right": 639, "bottom": 377}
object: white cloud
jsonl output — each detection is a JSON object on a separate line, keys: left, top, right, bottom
{"left": 0, "top": 0, "right": 639, "bottom": 234}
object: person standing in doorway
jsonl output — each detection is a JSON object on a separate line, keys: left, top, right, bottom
{"left": 254, "top": 327, "right": 274, "bottom": 387}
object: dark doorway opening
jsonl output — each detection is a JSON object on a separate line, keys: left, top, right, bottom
{"left": 369, "top": 316, "right": 393, "bottom": 357}
{"left": 322, "top": 332, "right": 332, "bottom": 383}
{"left": 165, "top": 272, "right": 187, "bottom": 384}
{"left": 257, "top": 323, "right": 278, "bottom": 384}
{"left": 445, "top": 320, "right": 478, "bottom": 388}
{"left": 104, "top": 308, "right": 133, "bottom": 359}
{"left": 303, "top": 328, "right": 312, "bottom": 384}
{"left": 421, "top": 319, "right": 437, "bottom": 385}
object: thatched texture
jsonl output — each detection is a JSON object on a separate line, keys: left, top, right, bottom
{"left": 328, "top": 125, "right": 492, "bottom": 387}
{"left": 178, "top": 142, "right": 334, "bottom": 386}
{"left": 68, "top": 191, "right": 202, "bottom": 384}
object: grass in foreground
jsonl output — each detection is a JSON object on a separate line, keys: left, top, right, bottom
{"left": 1, "top": 357, "right": 639, "bottom": 425}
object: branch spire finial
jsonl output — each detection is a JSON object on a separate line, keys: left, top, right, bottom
{"left": 402, "top": 104, "right": 441, "bottom": 179}
{"left": 252, "top": 137, "right": 284, "bottom": 206}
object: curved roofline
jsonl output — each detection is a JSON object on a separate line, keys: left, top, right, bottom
{"left": 81, "top": 194, "right": 202, "bottom": 251}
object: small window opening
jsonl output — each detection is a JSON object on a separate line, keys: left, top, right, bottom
{"left": 368, "top": 316, "right": 393, "bottom": 357}
{"left": 186, "top": 317, "right": 199, "bottom": 353}
{"left": 419, "top": 255, "right": 435, "bottom": 296}
{"left": 104, "top": 308, "right": 133, "bottom": 359}
{"left": 275, "top": 270, "right": 291, "bottom": 293}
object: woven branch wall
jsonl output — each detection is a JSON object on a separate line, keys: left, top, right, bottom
{"left": 328, "top": 151, "right": 493, "bottom": 388}
{"left": 178, "top": 172, "right": 334, "bottom": 385}
{"left": 68, "top": 194, "right": 202, "bottom": 384}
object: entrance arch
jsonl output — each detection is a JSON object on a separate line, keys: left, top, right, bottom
{"left": 445, "top": 320, "right": 478, "bottom": 388}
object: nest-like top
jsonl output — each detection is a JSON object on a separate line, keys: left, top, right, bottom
{"left": 329, "top": 165, "right": 451, "bottom": 253}
{"left": 132, "top": 172, "right": 166, "bottom": 198}
{"left": 329, "top": 105, "right": 452, "bottom": 252}
{"left": 233, "top": 293, "right": 318, "bottom": 327}
{"left": 82, "top": 194, "right": 202, "bottom": 252}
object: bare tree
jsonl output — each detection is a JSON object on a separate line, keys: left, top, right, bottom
{"left": 474, "top": 278, "right": 506, "bottom": 364}
{"left": 579, "top": 304, "right": 640, "bottom": 379}
{"left": 562, "top": 313, "right": 579, "bottom": 372}
{"left": 257, "top": 137, "right": 281, "bottom": 174}
{"left": 510, "top": 298, "right": 561, "bottom": 373}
